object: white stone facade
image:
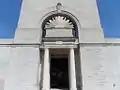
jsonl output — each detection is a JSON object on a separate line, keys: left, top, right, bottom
{"left": 0, "top": 0, "right": 120, "bottom": 90}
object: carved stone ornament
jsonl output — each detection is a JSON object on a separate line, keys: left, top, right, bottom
{"left": 45, "top": 16, "right": 74, "bottom": 29}
{"left": 56, "top": 2, "right": 62, "bottom": 11}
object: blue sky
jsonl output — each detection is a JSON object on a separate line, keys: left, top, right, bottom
{"left": 0, "top": 0, "right": 120, "bottom": 38}
{"left": 0, "top": 0, "right": 22, "bottom": 38}
{"left": 97, "top": 0, "right": 120, "bottom": 38}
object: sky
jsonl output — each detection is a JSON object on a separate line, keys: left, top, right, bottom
{"left": 0, "top": 0, "right": 120, "bottom": 38}
{"left": 97, "top": 0, "right": 120, "bottom": 38}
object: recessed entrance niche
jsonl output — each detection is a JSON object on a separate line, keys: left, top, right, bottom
{"left": 42, "top": 13, "right": 78, "bottom": 38}
{"left": 50, "top": 49, "right": 69, "bottom": 89}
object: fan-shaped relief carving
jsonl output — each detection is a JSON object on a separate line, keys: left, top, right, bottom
{"left": 42, "top": 12, "right": 78, "bottom": 38}
{"left": 45, "top": 16, "right": 74, "bottom": 29}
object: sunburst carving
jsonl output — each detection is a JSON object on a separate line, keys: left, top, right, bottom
{"left": 45, "top": 16, "right": 74, "bottom": 29}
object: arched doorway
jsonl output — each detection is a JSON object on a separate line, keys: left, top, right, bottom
{"left": 41, "top": 3, "right": 80, "bottom": 90}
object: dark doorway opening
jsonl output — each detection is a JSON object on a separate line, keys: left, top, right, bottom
{"left": 50, "top": 57, "right": 69, "bottom": 89}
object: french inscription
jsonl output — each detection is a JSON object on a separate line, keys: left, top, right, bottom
{"left": 85, "top": 47, "right": 108, "bottom": 86}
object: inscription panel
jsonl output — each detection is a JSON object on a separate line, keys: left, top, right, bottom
{"left": 80, "top": 46, "right": 112, "bottom": 90}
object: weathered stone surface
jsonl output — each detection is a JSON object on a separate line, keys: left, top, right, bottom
{"left": 4, "top": 47, "right": 40, "bottom": 90}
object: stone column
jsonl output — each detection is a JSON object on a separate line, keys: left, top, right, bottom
{"left": 69, "top": 48, "right": 77, "bottom": 90}
{"left": 42, "top": 48, "right": 50, "bottom": 90}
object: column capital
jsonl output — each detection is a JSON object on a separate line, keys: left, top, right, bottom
{"left": 44, "top": 47, "right": 49, "bottom": 49}
{"left": 70, "top": 47, "right": 74, "bottom": 49}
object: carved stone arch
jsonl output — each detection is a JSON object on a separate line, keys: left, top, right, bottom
{"left": 39, "top": 3, "right": 81, "bottom": 42}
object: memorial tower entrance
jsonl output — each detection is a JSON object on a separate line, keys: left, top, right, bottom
{"left": 41, "top": 3, "right": 80, "bottom": 90}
